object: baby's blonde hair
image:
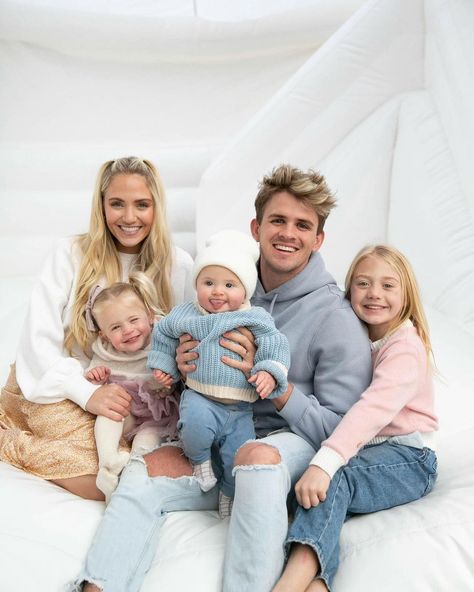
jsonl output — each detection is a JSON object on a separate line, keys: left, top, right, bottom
{"left": 345, "top": 245, "right": 433, "bottom": 357}
{"left": 65, "top": 156, "right": 173, "bottom": 354}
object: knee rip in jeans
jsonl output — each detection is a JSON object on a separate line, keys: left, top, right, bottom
{"left": 234, "top": 440, "right": 281, "bottom": 467}
{"left": 126, "top": 456, "right": 197, "bottom": 487}
{"left": 130, "top": 440, "right": 184, "bottom": 465}
{"left": 71, "top": 578, "right": 104, "bottom": 592}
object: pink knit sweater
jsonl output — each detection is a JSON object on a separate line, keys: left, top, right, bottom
{"left": 311, "top": 322, "right": 438, "bottom": 477}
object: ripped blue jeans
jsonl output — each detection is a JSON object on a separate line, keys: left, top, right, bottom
{"left": 69, "top": 431, "right": 315, "bottom": 592}
{"left": 285, "top": 443, "right": 438, "bottom": 591}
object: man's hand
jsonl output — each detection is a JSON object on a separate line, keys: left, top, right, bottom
{"left": 85, "top": 365, "right": 111, "bottom": 385}
{"left": 176, "top": 333, "right": 199, "bottom": 376}
{"left": 248, "top": 370, "right": 276, "bottom": 399}
{"left": 85, "top": 384, "right": 132, "bottom": 421}
{"left": 295, "top": 465, "right": 331, "bottom": 509}
{"left": 220, "top": 326, "right": 256, "bottom": 378}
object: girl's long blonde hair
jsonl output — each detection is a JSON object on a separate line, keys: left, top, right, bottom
{"left": 65, "top": 156, "right": 173, "bottom": 355}
{"left": 344, "top": 245, "right": 433, "bottom": 357}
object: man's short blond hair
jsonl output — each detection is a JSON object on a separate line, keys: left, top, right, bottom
{"left": 254, "top": 164, "right": 336, "bottom": 234}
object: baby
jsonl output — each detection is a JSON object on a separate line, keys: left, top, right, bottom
{"left": 148, "top": 230, "right": 290, "bottom": 517}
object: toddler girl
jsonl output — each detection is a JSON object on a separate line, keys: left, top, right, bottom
{"left": 85, "top": 274, "right": 179, "bottom": 502}
{"left": 273, "top": 245, "right": 438, "bottom": 592}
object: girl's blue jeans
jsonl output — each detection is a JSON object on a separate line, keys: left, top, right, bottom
{"left": 68, "top": 430, "right": 316, "bottom": 592}
{"left": 286, "top": 442, "right": 438, "bottom": 591}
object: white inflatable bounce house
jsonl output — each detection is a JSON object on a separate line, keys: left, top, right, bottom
{"left": 1, "top": 0, "right": 473, "bottom": 589}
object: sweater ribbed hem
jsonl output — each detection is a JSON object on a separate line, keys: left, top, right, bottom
{"left": 186, "top": 377, "right": 258, "bottom": 403}
{"left": 311, "top": 431, "right": 437, "bottom": 479}
{"left": 366, "top": 430, "right": 437, "bottom": 451}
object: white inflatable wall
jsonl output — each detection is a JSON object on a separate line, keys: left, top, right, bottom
{"left": 198, "top": 0, "right": 474, "bottom": 339}
{"left": 0, "top": 2, "right": 473, "bottom": 590}
{"left": 0, "top": 0, "right": 361, "bottom": 383}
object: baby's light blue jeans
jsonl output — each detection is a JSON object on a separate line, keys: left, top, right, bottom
{"left": 178, "top": 388, "right": 255, "bottom": 497}
{"left": 68, "top": 430, "right": 316, "bottom": 592}
{"left": 286, "top": 442, "right": 438, "bottom": 590}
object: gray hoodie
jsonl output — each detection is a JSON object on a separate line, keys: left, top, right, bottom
{"left": 251, "top": 251, "right": 372, "bottom": 449}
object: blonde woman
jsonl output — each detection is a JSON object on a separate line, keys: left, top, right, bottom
{"left": 0, "top": 156, "right": 193, "bottom": 501}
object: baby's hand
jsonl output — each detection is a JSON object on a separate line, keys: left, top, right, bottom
{"left": 85, "top": 365, "right": 111, "bottom": 385}
{"left": 248, "top": 370, "right": 276, "bottom": 399}
{"left": 153, "top": 369, "right": 174, "bottom": 389}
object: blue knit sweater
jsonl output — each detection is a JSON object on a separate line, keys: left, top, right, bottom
{"left": 148, "top": 302, "right": 290, "bottom": 402}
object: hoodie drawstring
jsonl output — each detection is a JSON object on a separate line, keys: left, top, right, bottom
{"left": 268, "top": 293, "right": 279, "bottom": 315}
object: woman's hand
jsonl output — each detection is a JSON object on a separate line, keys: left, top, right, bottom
{"left": 220, "top": 326, "right": 256, "bottom": 379}
{"left": 176, "top": 333, "right": 200, "bottom": 376}
{"left": 85, "top": 384, "right": 132, "bottom": 422}
{"left": 294, "top": 465, "right": 331, "bottom": 509}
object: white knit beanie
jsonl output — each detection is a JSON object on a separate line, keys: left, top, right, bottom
{"left": 192, "top": 230, "right": 260, "bottom": 300}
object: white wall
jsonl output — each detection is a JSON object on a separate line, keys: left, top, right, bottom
{"left": 196, "top": 0, "right": 474, "bottom": 341}
{"left": 0, "top": 0, "right": 363, "bottom": 383}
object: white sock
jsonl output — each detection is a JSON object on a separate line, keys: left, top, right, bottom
{"left": 96, "top": 450, "right": 130, "bottom": 504}
{"left": 96, "top": 466, "right": 120, "bottom": 504}
{"left": 193, "top": 459, "right": 217, "bottom": 492}
{"left": 219, "top": 491, "right": 233, "bottom": 519}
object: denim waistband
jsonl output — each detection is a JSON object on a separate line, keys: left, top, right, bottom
{"left": 366, "top": 430, "right": 437, "bottom": 451}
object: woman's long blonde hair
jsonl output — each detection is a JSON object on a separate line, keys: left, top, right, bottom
{"left": 65, "top": 156, "right": 174, "bottom": 354}
{"left": 345, "top": 245, "right": 433, "bottom": 357}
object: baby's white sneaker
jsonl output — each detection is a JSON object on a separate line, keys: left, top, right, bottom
{"left": 193, "top": 459, "right": 217, "bottom": 492}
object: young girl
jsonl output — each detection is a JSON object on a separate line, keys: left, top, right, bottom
{"left": 84, "top": 275, "right": 180, "bottom": 502}
{"left": 273, "top": 245, "right": 438, "bottom": 592}
{"left": 0, "top": 156, "right": 193, "bottom": 500}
